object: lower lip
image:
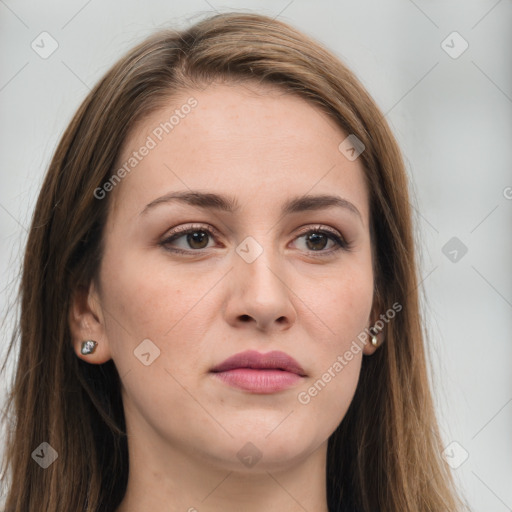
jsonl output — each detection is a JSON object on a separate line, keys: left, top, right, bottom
{"left": 211, "top": 368, "right": 303, "bottom": 393}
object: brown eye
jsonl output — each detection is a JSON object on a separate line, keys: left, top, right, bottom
{"left": 294, "top": 228, "right": 349, "bottom": 255}
{"left": 160, "top": 225, "right": 217, "bottom": 254}
{"left": 304, "top": 232, "right": 330, "bottom": 251}
{"left": 185, "top": 231, "right": 210, "bottom": 249}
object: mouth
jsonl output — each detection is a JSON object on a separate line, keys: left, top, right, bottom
{"left": 210, "top": 349, "right": 307, "bottom": 394}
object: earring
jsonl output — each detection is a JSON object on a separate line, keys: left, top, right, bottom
{"left": 81, "top": 340, "right": 98, "bottom": 355}
{"left": 370, "top": 327, "right": 378, "bottom": 347}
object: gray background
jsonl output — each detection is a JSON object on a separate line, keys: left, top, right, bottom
{"left": 1, "top": 1, "right": 511, "bottom": 510}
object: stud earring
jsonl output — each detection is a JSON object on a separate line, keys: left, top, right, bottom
{"left": 81, "top": 340, "right": 98, "bottom": 355}
{"left": 370, "top": 327, "right": 378, "bottom": 347}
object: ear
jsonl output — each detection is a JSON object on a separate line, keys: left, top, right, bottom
{"left": 69, "top": 280, "right": 113, "bottom": 364}
{"left": 362, "top": 293, "right": 386, "bottom": 356}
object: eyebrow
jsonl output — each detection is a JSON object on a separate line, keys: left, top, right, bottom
{"left": 140, "top": 190, "right": 362, "bottom": 221}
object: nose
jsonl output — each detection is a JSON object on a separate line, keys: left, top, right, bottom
{"left": 223, "top": 244, "right": 297, "bottom": 332}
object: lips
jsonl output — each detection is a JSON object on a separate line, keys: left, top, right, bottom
{"left": 210, "top": 350, "right": 307, "bottom": 394}
{"left": 210, "top": 350, "right": 307, "bottom": 376}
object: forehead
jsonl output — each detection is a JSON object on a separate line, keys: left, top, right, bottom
{"left": 108, "top": 82, "right": 370, "bottom": 225}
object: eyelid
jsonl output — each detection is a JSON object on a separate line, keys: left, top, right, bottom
{"left": 162, "top": 223, "right": 344, "bottom": 240}
{"left": 295, "top": 224, "right": 342, "bottom": 238}
{"left": 163, "top": 223, "right": 222, "bottom": 239}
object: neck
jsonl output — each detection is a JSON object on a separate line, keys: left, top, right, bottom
{"left": 115, "top": 429, "right": 330, "bottom": 512}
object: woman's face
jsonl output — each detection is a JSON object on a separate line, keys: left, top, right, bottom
{"left": 74, "top": 82, "right": 378, "bottom": 473}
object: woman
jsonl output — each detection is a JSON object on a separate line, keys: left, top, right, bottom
{"left": 0, "top": 12, "right": 468, "bottom": 512}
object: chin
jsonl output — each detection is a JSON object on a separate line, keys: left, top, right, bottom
{"left": 211, "top": 428, "right": 322, "bottom": 473}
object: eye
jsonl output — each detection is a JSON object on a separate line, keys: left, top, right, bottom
{"left": 292, "top": 226, "right": 351, "bottom": 255}
{"left": 159, "top": 224, "right": 218, "bottom": 254}
{"left": 159, "top": 224, "right": 351, "bottom": 255}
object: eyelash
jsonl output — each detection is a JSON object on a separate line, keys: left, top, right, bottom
{"left": 159, "top": 223, "right": 352, "bottom": 257}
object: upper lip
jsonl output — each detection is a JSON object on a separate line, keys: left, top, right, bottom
{"left": 211, "top": 350, "right": 307, "bottom": 377}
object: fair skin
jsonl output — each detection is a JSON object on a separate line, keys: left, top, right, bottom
{"left": 70, "top": 81, "right": 382, "bottom": 512}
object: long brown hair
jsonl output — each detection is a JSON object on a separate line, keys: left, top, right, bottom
{"left": 1, "top": 12, "right": 467, "bottom": 511}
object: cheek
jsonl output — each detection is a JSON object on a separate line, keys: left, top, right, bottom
{"left": 301, "top": 355, "right": 362, "bottom": 448}
{"left": 99, "top": 248, "right": 193, "bottom": 342}
{"left": 97, "top": 247, "right": 225, "bottom": 390}
{"left": 298, "top": 257, "right": 374, "bottom": 340}
{"left": 293, "top": 260, "right": 373, "bottom": 415}
{"left": 294, "top": 288, "right": 369, "bottom": 439}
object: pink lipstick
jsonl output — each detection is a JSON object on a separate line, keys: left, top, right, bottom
{"left": 210, "top": 350, "right": 306, "bottom": 394}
